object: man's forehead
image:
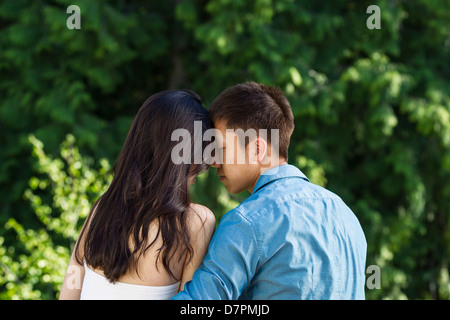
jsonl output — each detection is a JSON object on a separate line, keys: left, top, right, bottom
{"left": 213, "top": 129, "right": 237, "bottom": 146}
{"left": 212, "top": 119, "right": 228, "bottom": 132}
{"left": 213, "top": 120, "right": 238, "bottom": 143}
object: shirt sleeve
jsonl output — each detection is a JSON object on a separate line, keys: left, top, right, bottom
{"left": 172, "top": 209, "right": 261, "bottom": 300}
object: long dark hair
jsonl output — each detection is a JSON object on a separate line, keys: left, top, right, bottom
{"left": 75, "top": 90, "right": 210, "bottom": 282}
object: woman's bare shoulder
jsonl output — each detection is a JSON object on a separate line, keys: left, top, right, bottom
{"left": 186, "top": 203, "right": 216, "bottom": 234}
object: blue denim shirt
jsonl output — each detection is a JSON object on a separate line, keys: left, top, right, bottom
{"left": 173, "top": 164, "right": 367, "bottom": 300}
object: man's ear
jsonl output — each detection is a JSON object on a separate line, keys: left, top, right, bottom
{"left": 254, "top": 137, "right": 268, "bottom": 164}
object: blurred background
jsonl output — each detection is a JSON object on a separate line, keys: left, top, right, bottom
{"left": 0, "top": 0, "right": 449, "bottom": 300}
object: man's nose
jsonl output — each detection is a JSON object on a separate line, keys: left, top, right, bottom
{"left": 211, "top": 161, "right": 222, "bottom": 169}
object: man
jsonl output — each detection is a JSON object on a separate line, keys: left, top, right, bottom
{"left": 173, "top": 82, "right": 367, "bottom": 299}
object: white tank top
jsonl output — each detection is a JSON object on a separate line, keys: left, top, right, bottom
{"left": 80, "top": 261, "right": 180, "bottom": 300}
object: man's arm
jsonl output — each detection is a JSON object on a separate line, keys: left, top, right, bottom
{"left": 172, "top": 209, "right": 261, "bottom": 300}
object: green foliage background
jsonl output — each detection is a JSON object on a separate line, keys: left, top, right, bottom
{"left": 0, "top": 0, "right": 449, "bottom": 299}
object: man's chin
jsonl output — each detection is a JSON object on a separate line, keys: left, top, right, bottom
{"left": 222, "top": 182, "right": 246, "bottom": 195}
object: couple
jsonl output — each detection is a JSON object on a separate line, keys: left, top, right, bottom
{"left": 59, "top": 82, "right": 367, "bottom": 300}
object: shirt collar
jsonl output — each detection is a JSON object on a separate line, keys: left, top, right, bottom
{"left": 252, "top": 164, "right": 310, "bottom": 194}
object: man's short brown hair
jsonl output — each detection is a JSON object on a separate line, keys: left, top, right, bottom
{"left": 209, "top": 82, "right": 294, "bottom": 160}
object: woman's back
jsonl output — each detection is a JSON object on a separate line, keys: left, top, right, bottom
{"left": 77, "top": 203, "right": 215, "bottom": 300}
{"left": 80, "top": 261, "right": 181, "bottom": 300}
{"left": 86, "top": 218, "right": 183, "bottom": 287}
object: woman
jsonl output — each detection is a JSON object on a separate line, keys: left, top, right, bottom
{"left": 59, "top": 90, "right": 215, "bottom": 299}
